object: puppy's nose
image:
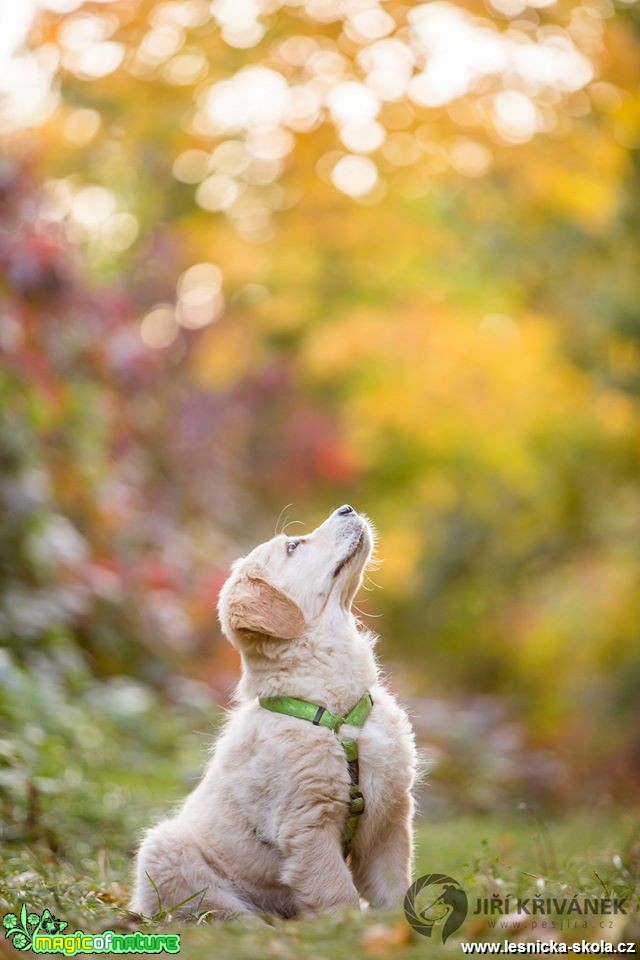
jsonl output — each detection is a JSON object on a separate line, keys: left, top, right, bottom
{"left": 337, "top": 504, "right": 355, "bottom": 516}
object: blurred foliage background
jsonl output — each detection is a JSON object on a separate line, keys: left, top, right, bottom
{"left": 1, "top": 0, "right": 640, "bottom": 831}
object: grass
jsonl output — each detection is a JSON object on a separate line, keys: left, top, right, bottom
{"left": 1, "top": 662, "right": 639, "bottom": 958}
{"left": 2, "top": 815, "right": 639, "bottom": 959}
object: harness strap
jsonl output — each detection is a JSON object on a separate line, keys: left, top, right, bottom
{"left": 259, "top": 695, "right": 345, "bottom": 731}
{"left": 259, "top": 691, "right": 373, "bottom": 857}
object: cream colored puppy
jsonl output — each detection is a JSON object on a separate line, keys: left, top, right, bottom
{"left": 131, "top": 505, "right": 416, "bottom": 919}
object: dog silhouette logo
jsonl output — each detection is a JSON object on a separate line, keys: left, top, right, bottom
{"left": 404, "top": 873, "right": 468, "bottom": 943}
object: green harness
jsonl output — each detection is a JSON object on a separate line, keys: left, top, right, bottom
{"left": 259, "top": 691, "right": 373, "bottom": 857}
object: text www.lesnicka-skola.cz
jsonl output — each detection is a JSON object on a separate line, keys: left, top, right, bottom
{"left": 460, "top": 940, "right": 636, "bottom": 954}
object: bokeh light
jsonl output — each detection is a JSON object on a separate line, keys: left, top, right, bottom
{"left": 140, "top": 304, "right": 179, "bottom": 348}
{"left": 176, "top": 263, "right": 225, "bottom": 329}
{"left": 331, "top": 154, "right": 379, "bottom": 196}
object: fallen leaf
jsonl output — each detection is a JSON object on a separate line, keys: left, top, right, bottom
{"left": 361, "top": 920, "right": 413, "bottom": 954}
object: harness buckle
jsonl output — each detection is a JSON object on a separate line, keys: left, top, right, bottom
{"left": 312, "top": 706, "right": 326, "bottom": 725}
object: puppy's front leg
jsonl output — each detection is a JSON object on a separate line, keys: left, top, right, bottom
{"left": 352, "top": 794, "right": 414, "bottom": 909}
{"left": 281, "top": 825, "right": 360, "bottom": 914}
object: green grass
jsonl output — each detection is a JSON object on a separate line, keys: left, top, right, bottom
{"left": 1, "top": 815, "right": 639, "bottom": 959}
{"left": 1, "top": 663, "right": 639, "bottom": 958}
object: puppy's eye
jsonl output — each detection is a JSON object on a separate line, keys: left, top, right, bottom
{"left": 286, "top": 540, "right": 299, "bottom": 555}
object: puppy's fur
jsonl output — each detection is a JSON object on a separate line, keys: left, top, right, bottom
{"left": 131, "top": 507, "right": 416, "bottom": 919}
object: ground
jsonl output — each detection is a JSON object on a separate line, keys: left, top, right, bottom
{"left": 1, "top": 678, "right": 638, "bottom": 958}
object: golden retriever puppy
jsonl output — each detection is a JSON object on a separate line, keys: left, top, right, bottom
{"left": 131, "top": 505, "right": 416, "bottom": 919}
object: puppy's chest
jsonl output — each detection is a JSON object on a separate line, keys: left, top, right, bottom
{"left": 342, "top": 714, "right": 410, "bottom": 815}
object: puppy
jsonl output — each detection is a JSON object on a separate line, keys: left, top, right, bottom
{"left": 131, "top": 505, "right": 416, "bottom": 919}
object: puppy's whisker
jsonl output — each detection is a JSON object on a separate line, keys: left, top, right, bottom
{"left": 364, "top": 571, "right": 382, "bottom": 586}
{"left": 282, "top": 518, "right": 304, "bottom": 534}
{"left": 352, "top": 602, "right": 384, "bottom": 619}
{"left": 274, "top": 503, "right": 293, "bottom": 537}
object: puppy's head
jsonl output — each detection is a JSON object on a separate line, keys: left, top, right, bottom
{"left": 218, "top": 505, "right": 373, "bottom": 650}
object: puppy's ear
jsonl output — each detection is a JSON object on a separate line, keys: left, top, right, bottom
{"left": 226, "top": 573, "right": 305, "bottom": 641}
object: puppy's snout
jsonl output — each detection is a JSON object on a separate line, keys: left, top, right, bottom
{"left": 336, "top": 504, "right": 355, "bottom": 516}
